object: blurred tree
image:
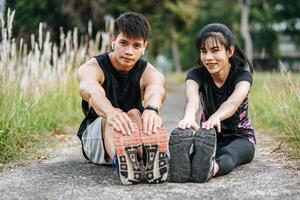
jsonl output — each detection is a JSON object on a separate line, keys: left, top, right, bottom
{"left": 251, "top": 0, "right": 300, "bottom": 57}
{"left": 4, "top": 0, "right": 300, "bottom": 70}
{"left": 240, "top": 0, "right": 253, "bottom": 64}
{"left": 251, "top": 0, "right": 280, "bottom": 57}
{"left": 273, "top": 0, "right": 300, "bottom": 47}
{"left": 162, "top": 0, "right": 201, "bottom": 72}
{"left": 5, "top": 0, "right": 61, "bottom": 42}
{"left": 179, "top": 0, "right": 240, "bottom": 70}
{"left": 5, "top": 0, "right": 107, "bottom": 43}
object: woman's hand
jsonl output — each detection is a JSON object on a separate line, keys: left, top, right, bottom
{"left": 177, "top": 116, "right": 199, "bottom": 130}
{"left": 201, "top": 114, "right": 221, "bottom": 133}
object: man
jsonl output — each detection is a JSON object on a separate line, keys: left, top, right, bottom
{"left": 77, "top": 12, "right": 169, "bottom": 185}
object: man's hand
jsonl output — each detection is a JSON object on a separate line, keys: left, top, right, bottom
{"left": 201, "top": 114, "right": 221, "bottom": 133}
{"left": 106, "top": 109, "right": 135, "bottom": 135}
{"left": 141, "top": 110, "right": 162, "bottom": 135}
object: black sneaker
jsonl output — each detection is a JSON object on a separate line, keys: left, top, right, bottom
{"left": 168, "top": 128, "right": 194, "bottom": 183}
{"left": 190, "top": 128, "right": 216, "bottom": 183}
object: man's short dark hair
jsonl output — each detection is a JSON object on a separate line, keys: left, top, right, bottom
{"left": 114, "top": 12, "right": 151, "bottom": 41}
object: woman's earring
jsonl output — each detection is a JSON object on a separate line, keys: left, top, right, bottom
{"left": 111, "top": 42, "right": 115, "bottom": 51}
{"left": 142, "top": 47, "right": 145, "bottom": 55}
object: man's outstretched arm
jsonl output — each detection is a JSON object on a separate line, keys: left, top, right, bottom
{"left": 141, "top": 64, "right": 166, "bottom": 134}
{"left": 77, "top": 58, "right": 134, "bottom": 135}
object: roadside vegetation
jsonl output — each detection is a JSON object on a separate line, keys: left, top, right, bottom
{"left": 250, "top": 72, "right": 300, "bottom": 156}
{"left": 0, "top": 10, "right": 111, "bottom": 163}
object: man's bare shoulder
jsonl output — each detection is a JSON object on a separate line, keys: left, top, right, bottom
{"left": 78, "top": 58, "right": 99, "bottom": 74}
{"left": 77, "top": 57, "right": 104, "bottom": 83}
{"left": 140, "top": 63, "right": 165, "bottom": 89}
{"left": 143, "top": 63, "right": 165, "bottom": 80}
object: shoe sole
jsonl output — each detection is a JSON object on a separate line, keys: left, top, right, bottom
{"left": 113, "top": 125, "right": 143, "bottom": 185}
{"left": 191, "top": 128, "right": 216, "bottom": 183}
{"left": 140, "top": 127, "right": 169, "bottom": 183}
{"left": 168, "top": 128, "right": 194, "bottom": 183}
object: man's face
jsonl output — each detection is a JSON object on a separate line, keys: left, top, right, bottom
{"left": 112, "top": 32, "right": 146, "bottom": 69}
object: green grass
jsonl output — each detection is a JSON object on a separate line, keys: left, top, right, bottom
{"left": 249, "top": 72, "right": 300, "bottom": 156}
{"left": 0, "top": 9, "right": 107, "bottom": 165}
{"left": 0, "top": 76, "right": 82, "bottom": 163}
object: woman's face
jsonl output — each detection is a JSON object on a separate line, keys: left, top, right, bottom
{"left": 200, "top": 37, "right": 234, "bottom": 74}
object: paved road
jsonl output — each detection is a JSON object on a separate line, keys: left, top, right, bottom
{"left": 0, "top": 85, "right": 300, "bottom": 200}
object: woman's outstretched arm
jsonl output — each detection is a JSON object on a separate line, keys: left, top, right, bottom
{"left": 177, "top": 80, "right": 201, "bottom": 130}
{"left": 202, "top": 81, "right": 251, "bottom": 132}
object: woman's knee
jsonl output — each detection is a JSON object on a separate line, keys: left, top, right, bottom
{"left": 243, "top": 141, "right": 255, "bottom": 163}
{"left": 216, "top": 153, "right": 235, "bottom": 176}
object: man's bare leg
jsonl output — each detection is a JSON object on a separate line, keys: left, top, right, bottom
{"left": 102, "top": 108, "right": 143, "bottom": 185}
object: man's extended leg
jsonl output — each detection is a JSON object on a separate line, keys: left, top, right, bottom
{"left": 139, "top": 118, "right": 169, "bottom": 183}
{"left": 81, "top": 117, "right": 112, "bottom": 165}
{"left": 102, "top": 109, "right": 143, "bottom": 185}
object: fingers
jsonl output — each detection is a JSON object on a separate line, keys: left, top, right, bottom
{"left": 107, "top": 111, "right": 134, "bottom": 135}
{"left": 123, "top": 113, "right": 135, "bottom": 133}
{"left": 142, "top": 110, "right": 162, "bottom": 135}
{"left": 152, "top": 116, "right": 162, "bottom": 133}
{"left": 201, "top": 121, "right": 221, "bottom": 132}
{"left": 178, "top": 119, "right": 200, "bottom": 130}
{"left": 147, "top": 114, "right": 154, "bottom": 135}
{"left": 216, "top": 123, "right": 221, "bottom": 133}
{"left": 177, "top": 120, "right": 186, "bottom": 129}
{"left": 192, "top": 122, "right": 200, "bottom": 130}
{"left": 142, "top": 112, "right": 149, "bottom": 134}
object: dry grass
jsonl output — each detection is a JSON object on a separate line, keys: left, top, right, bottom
{"left": 0, "top": 9, "right": 112, "bottom": 163}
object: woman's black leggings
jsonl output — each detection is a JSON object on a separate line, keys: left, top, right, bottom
{"left": 215, "top": 135, "right": 255, "bottom": 177}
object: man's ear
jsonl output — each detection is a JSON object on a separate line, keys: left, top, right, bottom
{"left": 111, "top": 35, "right": 116, "bottom": 50}
{"left": 111, "top": 35, "right": 116, "bottom": 42}
{"left": 142, "top": 41, "right": 148, "bottom": 55}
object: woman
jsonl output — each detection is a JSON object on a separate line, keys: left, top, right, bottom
{"left": 169, "top": 23, "right": 255, "bottom": 183}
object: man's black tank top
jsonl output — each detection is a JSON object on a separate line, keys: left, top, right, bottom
{"left": 77, "top": 52, "right": 147, "bottom": 139}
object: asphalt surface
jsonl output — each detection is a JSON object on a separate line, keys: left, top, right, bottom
{"left": 0, "top": 85, "right": 300, "bottom": 200}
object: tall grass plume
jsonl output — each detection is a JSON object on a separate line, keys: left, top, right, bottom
{"left": 0, "top": 9, "right": 112, "bottom": 163}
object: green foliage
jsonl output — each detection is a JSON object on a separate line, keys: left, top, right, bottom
{"left": 179, "top": 0, "right": 240, "bottom": 70}
{"left": 5, "top": 0, "right": 107, "bottom": 42}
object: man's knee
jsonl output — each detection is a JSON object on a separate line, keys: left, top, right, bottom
{"left": 127, "top": 108, "right": 142, "bottom": 118}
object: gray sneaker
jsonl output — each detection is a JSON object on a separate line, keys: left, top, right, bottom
{"left": 169, "top": 128, "right": 194, "bottom": 183}
{"left": 190, "top": 128, "right": 216, "bottom": 183}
